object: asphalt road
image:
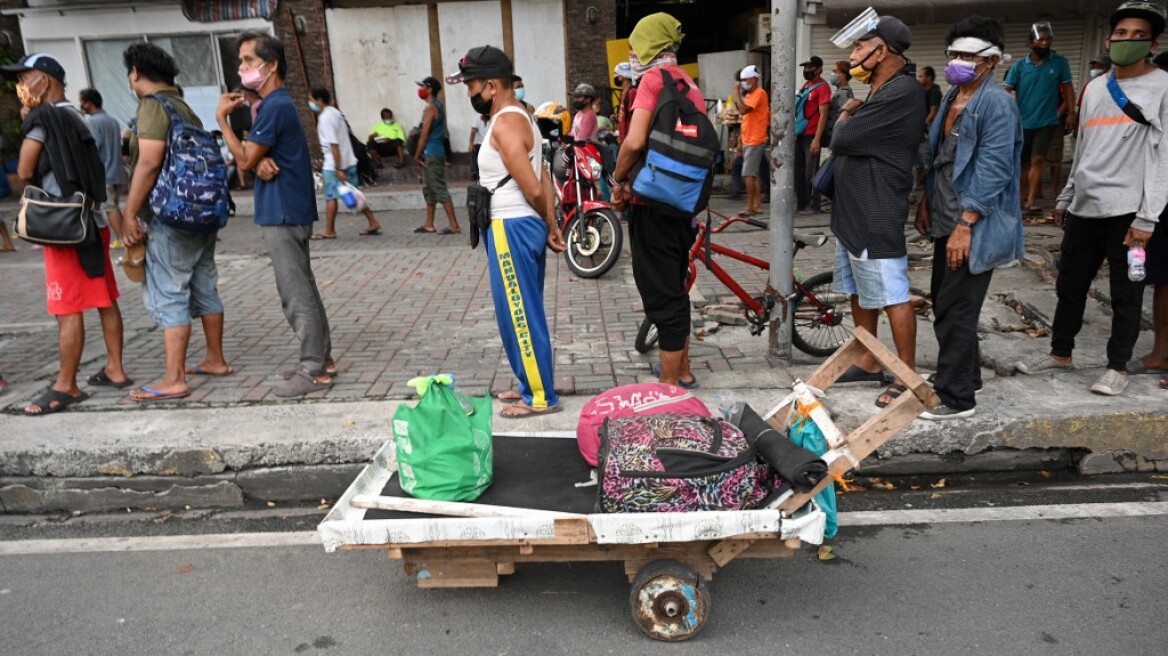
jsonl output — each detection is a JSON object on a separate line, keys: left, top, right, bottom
{"left": 1, "top": 480, "right": 1166, "bottom": 656}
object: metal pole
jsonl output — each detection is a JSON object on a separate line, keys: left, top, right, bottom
{"left": 767, "top": 0, "right": 799, "bottom": 360}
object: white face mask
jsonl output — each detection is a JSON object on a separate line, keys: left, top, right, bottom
{"left": 828, "top": 73, "right": 840, "bottom": 86}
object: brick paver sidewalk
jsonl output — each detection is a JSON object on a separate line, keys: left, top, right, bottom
{"left": 2, "top": 199, "right": 828, "bottom": 412}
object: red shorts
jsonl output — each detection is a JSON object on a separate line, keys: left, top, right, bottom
{"left": 43, "top": 227, "right": 120, "bottom": 315}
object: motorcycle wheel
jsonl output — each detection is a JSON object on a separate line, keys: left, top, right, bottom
{"left": 564, "top": 208, "right": 624, "bottom": 279}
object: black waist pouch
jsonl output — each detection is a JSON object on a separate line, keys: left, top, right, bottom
{"left": 466, "top": 174, "right": 512, "bottom": 249}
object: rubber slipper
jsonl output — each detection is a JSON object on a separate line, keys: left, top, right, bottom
{"left": 1125, "top": 359, "right": 1168, "bottom": 375}
{"left": 1160, "top": 377, "right": 1168, "bottom": 390}
{"left": 498, "top": 402, "right": 564, "bottom": 419}
{"left": 837, "top": 365, "right": 891, "bottom": 385}
{"left": 359, "top": 228, "right": 382, "bottom": 236}
{"left": 875, "top": 383, "right": 908, "bottom": 409}
{"left": 649, "top": 363, "right": 699, "bottom": 390}
{"left": 437, "top": 228, "right": 461, "bottom": 235}
{"left": 186, "top": 365, "right": 236, "bottom": 377}
{"left": 495, "top": 390, "right": 523, "bottom": 401}
{"left": 87, "top": 369, "right": 135, "bottom": 389}
{"left": 24, "top": 389, "right": 89, "bottom": 416}
{"left": 413, "top": 226, "right": 437, "bottom": 234}
{"left": 130, "top": 386, "right": 190, "bottom": 402}
{"left": 310, "top": 233, "right": 337, "bottom": 240}
{"left": 282, "top": 362, "right": 337, "bottom": 379}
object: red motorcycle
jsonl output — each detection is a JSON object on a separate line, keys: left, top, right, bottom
{"left": 543, "top": 130, "right": 624, "bottom": 278}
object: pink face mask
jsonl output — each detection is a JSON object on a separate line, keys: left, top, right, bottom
{"left": 239, "top": 63, "right": 272, "bottom": 91}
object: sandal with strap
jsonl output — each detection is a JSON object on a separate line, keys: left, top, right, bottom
{"left": 24, "top": 389, "right": 89, "bottom": 416}
{"left": 875, "top": 383, "right": 908, "bottom": 409}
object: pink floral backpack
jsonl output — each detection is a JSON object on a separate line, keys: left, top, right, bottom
{"left": 577, "top": 383, "right": 711, "bottom": 467}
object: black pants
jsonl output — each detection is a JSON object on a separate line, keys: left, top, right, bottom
{"left": 470, "top": 144, "right": 481, "bottom": 181}
{"left": 1051, "top": 213, "right": 1145, "bottom": 371}
{"left": 931, "top": 235, "right": 994, "bottom": 410}
{"left": 794, "top": 135, "right": 821, "bottom": 211}
{"left": 629, "top": 204, "right": 698, "bottom": 352}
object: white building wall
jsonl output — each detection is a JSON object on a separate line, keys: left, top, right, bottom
{"left": 437, "top": 1, "right": 504, "bottom": 151}
{"left": 512, "top": 0, "right": 567, "bottom": 107}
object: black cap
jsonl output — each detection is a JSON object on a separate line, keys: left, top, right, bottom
{"left": 857, "top": 16, "right": 913, "bottom": 54}
{"left": 0, "top": 53, "right": 66, "bottom": 83}
{"left": 445, "top": 45, "right": 514, "bottom": 85}
{"left": 416, "top": 76, "right": 442, "bottom": 93}
{"left": 799, "top": 55, "right": 824, "bottom": 68}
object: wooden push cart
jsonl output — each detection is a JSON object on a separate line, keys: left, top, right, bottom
{"left": 318, "top": 329, "right": 939, "bottom": 641}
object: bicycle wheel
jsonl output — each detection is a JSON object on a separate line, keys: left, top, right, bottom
{"left": 564, "top": 209, "right": 624, "bottom": 278}
{"left": 791, "top": 271, "right": 854, "bottom": 357}
{"left": 634, "top": 317, "right": 659, "bottom": 353}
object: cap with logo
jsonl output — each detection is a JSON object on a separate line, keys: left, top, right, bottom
{"left": 857, "top": 16, "right": 913, "bottom": 54}
{"left": 799, "top": 55, "right": 824, "bottom": 68}
{"left": 739, "top": 64, "right": 762, "bottom": 80}
{"left": 0, "top": 53, "right": 66, "bottom": 83}
{"left": 445, "top": 45, "right": 514, "bottom": 85}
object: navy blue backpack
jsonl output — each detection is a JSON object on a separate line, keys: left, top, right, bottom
{"left": 148, "top": 94, "right": 230, "bottom": 233}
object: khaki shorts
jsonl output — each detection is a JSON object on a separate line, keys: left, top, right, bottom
{"left": 422, "top": 156, "right": 451, "bottom": 205}
{"left": 101, "top": 184, "right": 124, "bottom": 214}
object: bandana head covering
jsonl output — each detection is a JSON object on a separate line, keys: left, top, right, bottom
{"left": 629, "top": 12, "right": 684, "bottom": 65}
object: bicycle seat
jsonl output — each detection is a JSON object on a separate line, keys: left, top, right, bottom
{"left": 794, "top": 233, "right": 828, "bottom": 248}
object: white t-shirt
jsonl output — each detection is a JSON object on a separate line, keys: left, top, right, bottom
{"left": 317, "top": 105, "right": 356, "bottom": 171}
{"left": 471, "top": 114, "right": 489, "bottom": 146}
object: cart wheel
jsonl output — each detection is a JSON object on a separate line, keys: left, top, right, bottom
{"left": 629, "top": 560, "right": 710, "bottom": 641}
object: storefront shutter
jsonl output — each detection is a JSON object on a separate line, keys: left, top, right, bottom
{"left": 181, "top": 0, "right": 279, "bottom": 23}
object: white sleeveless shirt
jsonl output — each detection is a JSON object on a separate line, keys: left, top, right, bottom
{"left": 477, "top": 105, "right": 543, "bottom": 220}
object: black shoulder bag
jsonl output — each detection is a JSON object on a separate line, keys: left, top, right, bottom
{"left": 466, "top": 174, "right": 511, "bottom": 249}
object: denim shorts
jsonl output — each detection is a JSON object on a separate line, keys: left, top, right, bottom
{"left": 322, "top": 166, "right": 360, "bottom": 201}
{"left": 831, "top": 241, "right": 911, "bottom": 310}
{"left": 143, "top": 220, "right": 224, "bottom": 329}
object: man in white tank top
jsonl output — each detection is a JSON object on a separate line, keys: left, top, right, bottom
{"left": 447, "top": 46, "right": 567, "bottom": 418}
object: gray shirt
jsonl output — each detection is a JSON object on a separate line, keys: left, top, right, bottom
{"left": 928, "top": 112, "right": 963, "bottom": 239}
{"left": 85, "top": 109, "right": 127, "bottom": 186}
{"left": 25, "top": 102, "right": 107, "bottom": 229}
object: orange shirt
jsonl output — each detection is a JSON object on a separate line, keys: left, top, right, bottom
{"left": 740, "top": 87, "right": 769, "bottom": 146}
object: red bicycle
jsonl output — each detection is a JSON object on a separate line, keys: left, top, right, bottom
{"left": 633, "top": 208, "right": 854, "bottom": 357}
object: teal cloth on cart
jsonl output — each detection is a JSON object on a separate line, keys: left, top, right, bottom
{"left": 789, "top": 417, "right": 838, "bottom": 539}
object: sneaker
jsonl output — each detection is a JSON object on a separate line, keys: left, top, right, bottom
{"left": 926, "top": 373, "right": 981, "bottom": 393}
{"left": 1089, "top": 369, "right": 1129, "bottom": 396}
{"left": 920, "top": 404, "right": 976, "bottom": 421}
{"left": 1015, "top": 353, "right": 1072, "bottom": 375}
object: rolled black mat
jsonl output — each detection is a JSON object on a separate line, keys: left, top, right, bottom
{"left": 737, "top": 403, "right": 829, "bottom": 492}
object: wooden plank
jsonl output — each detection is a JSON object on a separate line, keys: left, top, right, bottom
{"left": 500, "top": 0, "right": 515, "bottom": 59}
{"left": 851, "top": 326, "right": 939, "bottom": 407}
{"left": 707, "top": 539, "right": 756, "bottom": 568}
{"left": 768, "top": 333, "right": 868, "bottom": 428}
{"left": 397, "top": 537, "right": 783, "bottom": 569}
{"left": 427, "top": 3, "right": 443, "bottom": 93}
{"left": 350, "top": 494, "right": 584, "bottom": 519}
{"left": 496, "top": 562, "right": 516, "bottom": 576}
{"left": 412, "top": 560, "right": 500, "bottom": 588}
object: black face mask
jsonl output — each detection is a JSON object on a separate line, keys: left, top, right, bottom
{"left": 470, "top": 89, "right": 493, "bottom": 117}
{"left": 572, "top": 100, "right": 589, "bottom": 110}
{"left": 1032, "top": 46, "right": 1051, "bottom": 59}
{"left": 613, "top": 76, "right": 622, "bottom": 87}
{"left": 803, "top": 70, "right": 816, "bottom": 81}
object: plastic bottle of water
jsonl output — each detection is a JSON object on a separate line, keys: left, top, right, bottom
{"left": 1128, "top": 245, "right": 1147, "bottom": 282}
{"left": 338, "top": 182, "right": 358, "bottom": 209}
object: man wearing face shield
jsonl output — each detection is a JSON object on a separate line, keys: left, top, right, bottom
{"left": 829, "top": 16, "right": 926, "bottom": 408}
{"left": 914, "top": 18, "right": 1024, "bottom": 420}
{"left": 1003, "top": 22, "right": 1075, "bottom": 216}
{"left": 1017, "top": 1, "right": 1168, "bottom": 397}
{"left": 447, "top": 46, "right": 566, "bottom": 418}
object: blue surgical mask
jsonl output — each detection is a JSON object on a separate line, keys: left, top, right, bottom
{"left": 515, "top": 87, "right": 526, "bottom": 102}
{"left": 309, "top": 101, "right": 321, "bottom": 113}
{"left": 740, "top": 81, "right": 751, "bottom": 91}
{"left": 1089, "top": 69, "right": 1103, "bottom": 79}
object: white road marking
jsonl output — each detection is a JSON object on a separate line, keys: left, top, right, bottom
{"left": 1, "top": 501, "right": 1166, "bottom": 555}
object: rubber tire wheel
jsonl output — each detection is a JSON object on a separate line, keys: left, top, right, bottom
{"left": 634, "top": 317, "right": 659, "bottom": 353}
{"left": 563, "top": 209, "right": 624, "bottom": 279}
{"left": 629, "top": 559, "right": 710, "bottom": 641}
{"left": 791, "top": 271, "right": 854, "bottom": 357}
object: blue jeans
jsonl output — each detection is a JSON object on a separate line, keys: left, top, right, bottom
{"left": 143, "top": 220, "right": 224, "bottom": 328}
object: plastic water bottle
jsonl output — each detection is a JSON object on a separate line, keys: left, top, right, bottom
{"left": 1128, "top": 245, "right": 1147, "bottom": 282}
{"left": 338, "top": 182, "right": 358, "bottom": 209}
{"left": 443, "top": 374, "right": 475, "bottom": 415}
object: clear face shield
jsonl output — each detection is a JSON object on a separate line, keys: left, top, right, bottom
{"left": 1031, "top": 21, "right": 1054, "bottom": 41}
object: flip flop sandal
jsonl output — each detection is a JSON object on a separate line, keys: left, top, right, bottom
{"left": 836, "top": 365, "right": 891, "bottom": 385}
{"left": 1125, "top": 359, "right": 1168, "bottom": 375}
{"left": 413, "top": 226, "right": 437, "bottom": 234}
{"left": 130, "top": 386, "right": 191, "bottom": 402}
{"left": 875, "top": 383, "right": 908, "bottom": 409}
{"left": 24, "top": 389, "right": 89, "bottom": 416}
{"left": 498, "top": 402, "right": 564, "bottom": 419}
{"left": 359, "top": 229, "right": 382, "bottom": 236}
{"left": 87, "top": 369, "right": 135, "bottom": 389}
{"left": 186, "top": 365, "right": 237, "bottom": 377}
{"left": 437, "top": 228, "right": 462, "bottom": 235}
{"left": 310, "top": 233, "right": 337, "bottom": 240}
{"left": 495, "top": 390, "right": 523, "bottom": 401}
{"left": 649, "top": 363, "right": 699, "bottom": 390}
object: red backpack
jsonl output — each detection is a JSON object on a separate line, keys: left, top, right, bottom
{"left": 576, "top": 383, "right": 711, "bottom": 467}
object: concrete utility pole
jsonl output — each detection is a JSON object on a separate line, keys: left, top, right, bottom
{"left": 766, "top": 0, "right": 801, "bottom": 360}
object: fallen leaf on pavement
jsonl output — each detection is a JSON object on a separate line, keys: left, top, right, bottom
{"left": 1039, "top": 471, "right": 1053, "bottom": 479}
{"left": 266, "top": 501, "right": 276, "bottom": 508}
{"left": 344, "top": 418, "right": 357, "bottom": 426}
{"left": 175, "top": 564, "right": 195, "bottom": 574}
{"left": 930, "top": 478, "right": 947, "bottom": 489}
{"left": 817, "top": 546, "right": 837, "bottom": 561}
{"left": 930, "top": 493, "right": 941, "bottom": 500}
{"left": 910, "top": 485, "right": 923, "bottom": 491}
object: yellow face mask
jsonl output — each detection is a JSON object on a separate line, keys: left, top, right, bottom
{"left": 848, "top": 44, "right": 882, "bottom": 85}
{"left": 16, "top": 74, "right": 47, "bottom": 109}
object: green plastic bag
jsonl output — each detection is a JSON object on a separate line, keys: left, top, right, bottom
{"left": 392, "top": 375, "right": 493, "bottom": 501}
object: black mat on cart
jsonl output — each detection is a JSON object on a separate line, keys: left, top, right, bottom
{"left": 365, "top": 435, "right": 597, "bottom": 520}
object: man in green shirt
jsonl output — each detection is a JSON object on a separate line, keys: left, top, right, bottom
{"left": 366, "top": 107, "right": 406, "bottom": 168}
